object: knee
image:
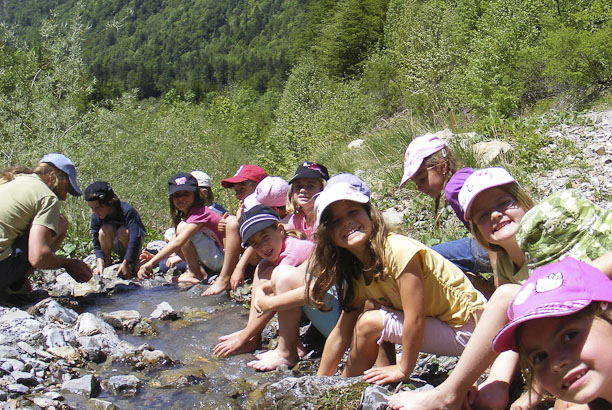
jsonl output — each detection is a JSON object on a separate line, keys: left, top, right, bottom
{"left": 492, "top": 284, "right": 521, "bottom": 305}
{"left": 355, "top": 310, "right": 383, "bottom": 339}
{"left": 270, "top": 265, "right": 301, "bottom": 292}
{"left": 98, "top": 224, "right": 115, "bottom": 242}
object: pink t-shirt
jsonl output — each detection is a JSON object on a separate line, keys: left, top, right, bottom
{"left": 286, "top": 212, "right": 317, "bottom": 241}
{"left": 185, "top": 205, "right": 223, "bottom": 249}
{"left": 276, "top": 235, "right": 314, "bottom": 267}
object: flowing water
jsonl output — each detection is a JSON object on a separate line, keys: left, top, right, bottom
{"left": 61, "top": 284, "right": 295, "bottom": 409}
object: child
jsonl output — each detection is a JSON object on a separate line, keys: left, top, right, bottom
{"left": 213, "top": 205, "right": 317, "bottom": 367}
{"left": 493, "top": 257, "right": 612, "bottom": 408}
{"left": 400, "top": 133, "right": 491, "bottom": 275}
{"left": 286, "top": 161, "right": 329, "bottom": 240}
{"left": 388, "top": 168, "right": 612, "bottom": 410}
{"left": 202, "top": 164, "right": 267, "bottom": 296}
{"left": 0, "top": 153, "right": 92, "bottom": 290}
{"left": 84, "top": 181, "right": 146, "bottom": 279}
{"left": 137, "top": 173, "right": 224, "bottom": 283}
{"left": 190, "top": 170, "right": 227, "bottom": 216}
{"left": 307, "top": 182, "right": 486, "bottom": 384}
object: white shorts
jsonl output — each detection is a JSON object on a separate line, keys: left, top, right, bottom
{"left": 190, "top": 230, "right": 224, "bottom": 273}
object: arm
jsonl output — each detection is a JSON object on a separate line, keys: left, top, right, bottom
{"left": 137, "top": 223, "right": 199, "bottom": 279}
{"left": 122, "top": 205, "right": 145, "bottom": 264}
{"left": 363, "top": 254, "right": 425, "bottom": 384}
{"left": 230, "top": 246, "right": 257, "bottom": 291}
{"left": 29, "top": 224, "right": 92, "bottom": 282}
{"left": 317, "top": 309, "right": 360, "bottom": 376}
{"left": 591, "top": 250, "right": 612, "bottom": 280}
{"left": 255, "top": 285, "right": 306, "bottom": 314}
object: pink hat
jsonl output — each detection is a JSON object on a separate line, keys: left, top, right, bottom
{"left": 221, "top": 165, "right": 267, "bottom": 188}
{"left": 399, "top": 133, "right": 447, "bottom": 188}
{"left": 492, "top": 257, "right": 612, "bottom": 353}
{"left": 458, "top": 167, "right": 517, "bottom": 220}
{"left": 255, "top": 176, "right": 289, "bottom": 208}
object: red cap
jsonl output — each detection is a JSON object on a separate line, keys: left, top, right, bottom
{"left": 221, "top": 165, "right": 267, "bottom": 188}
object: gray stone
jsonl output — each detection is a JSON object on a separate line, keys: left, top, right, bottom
{"left": 11, "top": 371, "right": 38, "bottom": 386}
{"left": 43, "top": 391, "right": 64, "bottom": 400}
{"left": 382, "top": 208, "right": 404, "bottom": 227}
{"left": 44, "top": 327, "right": 68, "bottom": 348}
{"left": 1, "top": 359, "right": 26, "bottom": 373}
{"left": 108, "top": 374, "right": 140, "bottom": 396}
{"left": 348, "top": 139, "right": 365, "bottom": 149}
{"left": 101, "top": 310, "right": 141, "bottom": 329}
{"left": 89, "top": 398, "right": 118, "bottom": 409}
{"left": 360, "top": 384, "right": 391, "bottom": 410}
{"left": 473, "top": 140, "right": 513, "bottom": 164}
{"left": 0, "top": 346, "right": 20, "bottom": 359}
{"left": 61, "top": 374, "right": 101, "bottom": 398}
{"left": 149, "top": 302, "right": 177, "bottom": 320}
{"left": 141, "top": 349, "right": 167, "bottom": 366}
{"left": 42, "top": 300, "right": 78, "bottom": 325}
{"left": 17, "top": 342, "right": 37, "bottom": 356}
{"left": 7, "top": 383, "right": 29, "bottom": 394}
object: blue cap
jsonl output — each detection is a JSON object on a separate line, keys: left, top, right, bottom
{"left": 40, "top": 153, "right": 82, "bottom": 196}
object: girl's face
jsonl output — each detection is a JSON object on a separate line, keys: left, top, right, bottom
{"left": 247, "top": 225, "right": 284, "bottom": 263}
{"left": 172, "top": 190, "right": 195, "bottom": 213}
{"left": 293, "top": 178, "right": 323, "bottom": 211}
{"left": 326, "top": 200, "right": 372, "bottom": 256}
{"left": 87, "top": 200, "right": 114, "bottom": 219}
{"left": 232, "top": 181, "right": 256, "bottom": 201}
{"left": 470, "top": 187, "right": 526, "bottom": 247}
{"left": 520, "top": 314, "right": 612, "bottom": 403}
{"left": 410, "top": 163, "right": 446, "bottom": 198}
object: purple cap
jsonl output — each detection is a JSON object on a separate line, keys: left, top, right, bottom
{"left": 492, "top": 257, "right": 612, "bottom": 353}
{"left": 40, "top": 153, "right": 82, "bottom": 196}
{"left": 399, "top": 134, "right": 447, "bottom": 188}
{"left": 458, "top": 167, "right": 517, "bottom": 220}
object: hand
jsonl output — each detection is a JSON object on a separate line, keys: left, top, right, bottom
{"left": 117, "top": 260, "right": 134, "bottom": 279}
{"left": 217, "top": 213, "right": 229, "bottom": 234}
{"left": 139, "top": 251, "right": 154, "bottom": 264}
{"left": 64, "top": 259, "right": 93, "bottom": 283}
{"left": 166, "top": 255, "right": 182, "bottom": 268}
{"left": 229, "top": 266, "right": 245, "bottom": 291}
{"left": 362, "top": 364, "right": 407, "bottom": 385}
{"left": 137, "top": 262, "right": 153, "bottom": 280}
{"left": 510, "top": 389, "right": 543, "bottom": 410}
{"left": 253, "top": 286, "right": 274, "bottom": 315}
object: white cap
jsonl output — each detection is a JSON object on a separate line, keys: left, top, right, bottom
{"left": 399, "top": 133, "right": 447, "bottom": 188}
{"left": 190, "top": 170, "right": 211, "bottom": 188}
{"left": 458, "top": 167, "right": 517, "bottom": 220}
{"left": 314, "top": 182, "right": 370, "bottom": 224}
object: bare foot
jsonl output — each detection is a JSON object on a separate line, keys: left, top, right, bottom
{"left": 255, "top": 342, "right": 307, "bottom": 360}
{"left": 247, "top": 348, "right": 298, "bottom": 371}
{"left": 387, "top": 385, "right": 461, "bottom": 410}
{"left": 218, "top": 330, "right": 241, "bottom": 342}
{"left": 176, "top": 270, "right": 204, "bottom": 284}
{"left": 201, "top": 277, "right": 230, "bottom": 296}
{"left": 213, "top": 333, "right": 261, "bottom": 357}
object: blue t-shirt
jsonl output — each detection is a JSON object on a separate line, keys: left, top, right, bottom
{"left": 208, "top": 202, "right": 227, "bottom": 216}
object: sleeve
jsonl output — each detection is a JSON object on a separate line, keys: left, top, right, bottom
{"left": 185, "top": 206, "right": 214, "bottom": 225}
{"left": 122, "top": 203, "right": 145, "bottom": 263}
{"left": 444, "top": 168, "right": 474, "bottom": 229}
{"left": 90, "top": 214, "right": 104, "bottom": 259}
{"left": 387, "top": 235, "right": 421, "bottom": 280}
{"left": 31, "top": 195, "right": 61, "bottom": 235}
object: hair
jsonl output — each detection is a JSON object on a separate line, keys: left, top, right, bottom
{"left": 286, "top": 177, "right": 326, "bottom": 214}
{"left": 468, "top": 182, "right": 535, "bottom": 253}
{"left": 0, "top": 163, "right": 68, "bottom": 192}
{"left": 420, "top": 147, "right": 460, "bottom": 227}
{"left": 306, "top": 201, "right": 390, "bottom": 312}
{"left": 200, "top": 186, "right": 215, "bottom": 204}
{"left": 516, "top": 302, "right": 612, "bottom": 406}
{"left": 168, "top": 188, "right": 206, "bottom": 228}
{"left": 89, "top": 190, "right": 122, "bottom": 220}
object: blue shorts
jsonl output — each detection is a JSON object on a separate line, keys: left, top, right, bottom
{"left": 302, "top": 286, "right": 341, "bottom": 338}
{"left": 0, "top": 231, "right": 32, "bottom": 289}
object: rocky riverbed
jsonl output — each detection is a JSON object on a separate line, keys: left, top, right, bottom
{"left": 1, "top": 110, "right": 611, "bottom": 409}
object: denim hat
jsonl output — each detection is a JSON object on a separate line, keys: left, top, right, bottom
{"left": 239, "top": 204, "right": 280, "bottom": 247}
{"left": 326, "top": 173, "right": 370, "bottom": 197}
{"left": 39, "top": 153, "right": 82, "bottom": 196}
{"left": 314, "top": 182, "right": 369, "bottom": 225}
{"left": 492, "top": 257, "right": 612, "bottom": 353}
{"left": 190, "top": 170, "right": 211, "bottom": 188}
{"left": 458, "top": 167, "right": 517, "bottom": 220}
{"left": 221, "top": 165, "right": 267, "bottom": 188}
{"left": 399, "top": 133, "right": 447, "bottom": 188}
{"left": 289, "top": 162, "right": 330, "bottom": 184}
{"left": 168, "top": 172, "right": 198, "bottom": 195}
{"left": 84, "top": 181, "right": 115, "bottom": 202}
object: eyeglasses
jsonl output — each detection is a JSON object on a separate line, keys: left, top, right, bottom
{"left": 473, "top": 197, "right": 519, "bottom": 225}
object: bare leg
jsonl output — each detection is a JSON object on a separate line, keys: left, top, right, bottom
{"left": 98, "top": 224, "right": 116, "bottom": 267}
{"left": 468, "top": 351, "right": 518, "bottom": 410}
{"left": 202, "top": 216, "right": 240, "bottom": 296}
{"left": 176, "top": 222, "right": 205, "bottom": 283}
{"left": 343, "top": 309, "right": 384, "bottom": 377}
{"left": 387, "top": 284, "right": 520, "bottom": 410}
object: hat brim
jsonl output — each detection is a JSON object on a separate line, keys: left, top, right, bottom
{"left": 399, "top": 161, "right": 422, "bottom": 188}
{"left": 315, "top": 186, "right": 370, "bottom": 225}
{"left": 492, "top": 300, "right": 591, "bottom": 353}
{"left": 168, "top": 185, "right": 197, "bottom": 195}
{"left": 240, "top": 219, "right": 277, "bottom": 248}
{"left": 463, "top": 179, "right": 517, "bottom": 221}
{"left": 289, "top": 169, "right": 326, "bottom": 184}
{"left": 68, "top": 175, "right": 82, "bottom": 196}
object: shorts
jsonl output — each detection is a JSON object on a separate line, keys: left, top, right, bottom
{"left": 302, "top": 286, "right": 341, "bottom": 338}
{"left": 377, "top": 306, "right": 480, "bottom": 356}
{"left": 0, "top": 231, "right": 32, "bottom": 289}
{"left": 190, "top": 230, "right": 224, "bottom": 273}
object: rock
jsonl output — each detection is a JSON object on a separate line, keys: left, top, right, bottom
{"left": 141, "top": 349, "right": 168, "bottom": 366}
{"left": 89, "top": 398, "right": 118, "bottom": 409}
{"left": 473, "top": 140, "right": 513, "bottom": 164}
{"left": 1, "top": 358, "right": 26, "bottom": 373}
{"left": 46, "top": 346, "right": 82, "bottom": 363}
{"left": 360, "top": 384, "right": 391, "bottom": 410}
{"left": 382, "top": 208, "right": 404, "bottom": 227}
{"left": 75, "top": 313, "right": 115, "bottom": 337}
{"left": 7, "top": 383, "right": 29, "bottom": 395}
{"left": 11, "top": 370, "right": 38, "bottom": 386}
{"left": 108, "top": 374, "right": 140, "bottom": 396}
{"left": 145, "top": 241, "right": 166, "bottom": 254}
{"left": 149, "top": 302, "right": 178, "bottom": 320}
{"left": 348, "top": 139, "right": 365, "bottom": 149}
{"left": 61, "top": 374, "right": 101, "bottom": 398}
{"left": 101, "top": 310, "right": 141, "bottom": 330}
{"left": 44, "top": 327, "right": 69, "bottom": 348}
{"left": 42, "top": 300, "right": 78, "bottom": 325}
{"left": 17, "top": 341, "right": 38, "bottom": 356}
{"left": 44, "top": 391, "right": 64, "bottom": 401}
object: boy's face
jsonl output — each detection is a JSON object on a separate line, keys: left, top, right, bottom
{"left": 247, "top": 225, "right": 284, "bottom": 263}
{"left": 87, "top": 200, "right": 113, "bottom": 219}
{"left": 519, "top": 314, "right": 612, "bottom": 403}
{"left": 232, "top": 181, "right": 256, "bottom": 201}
